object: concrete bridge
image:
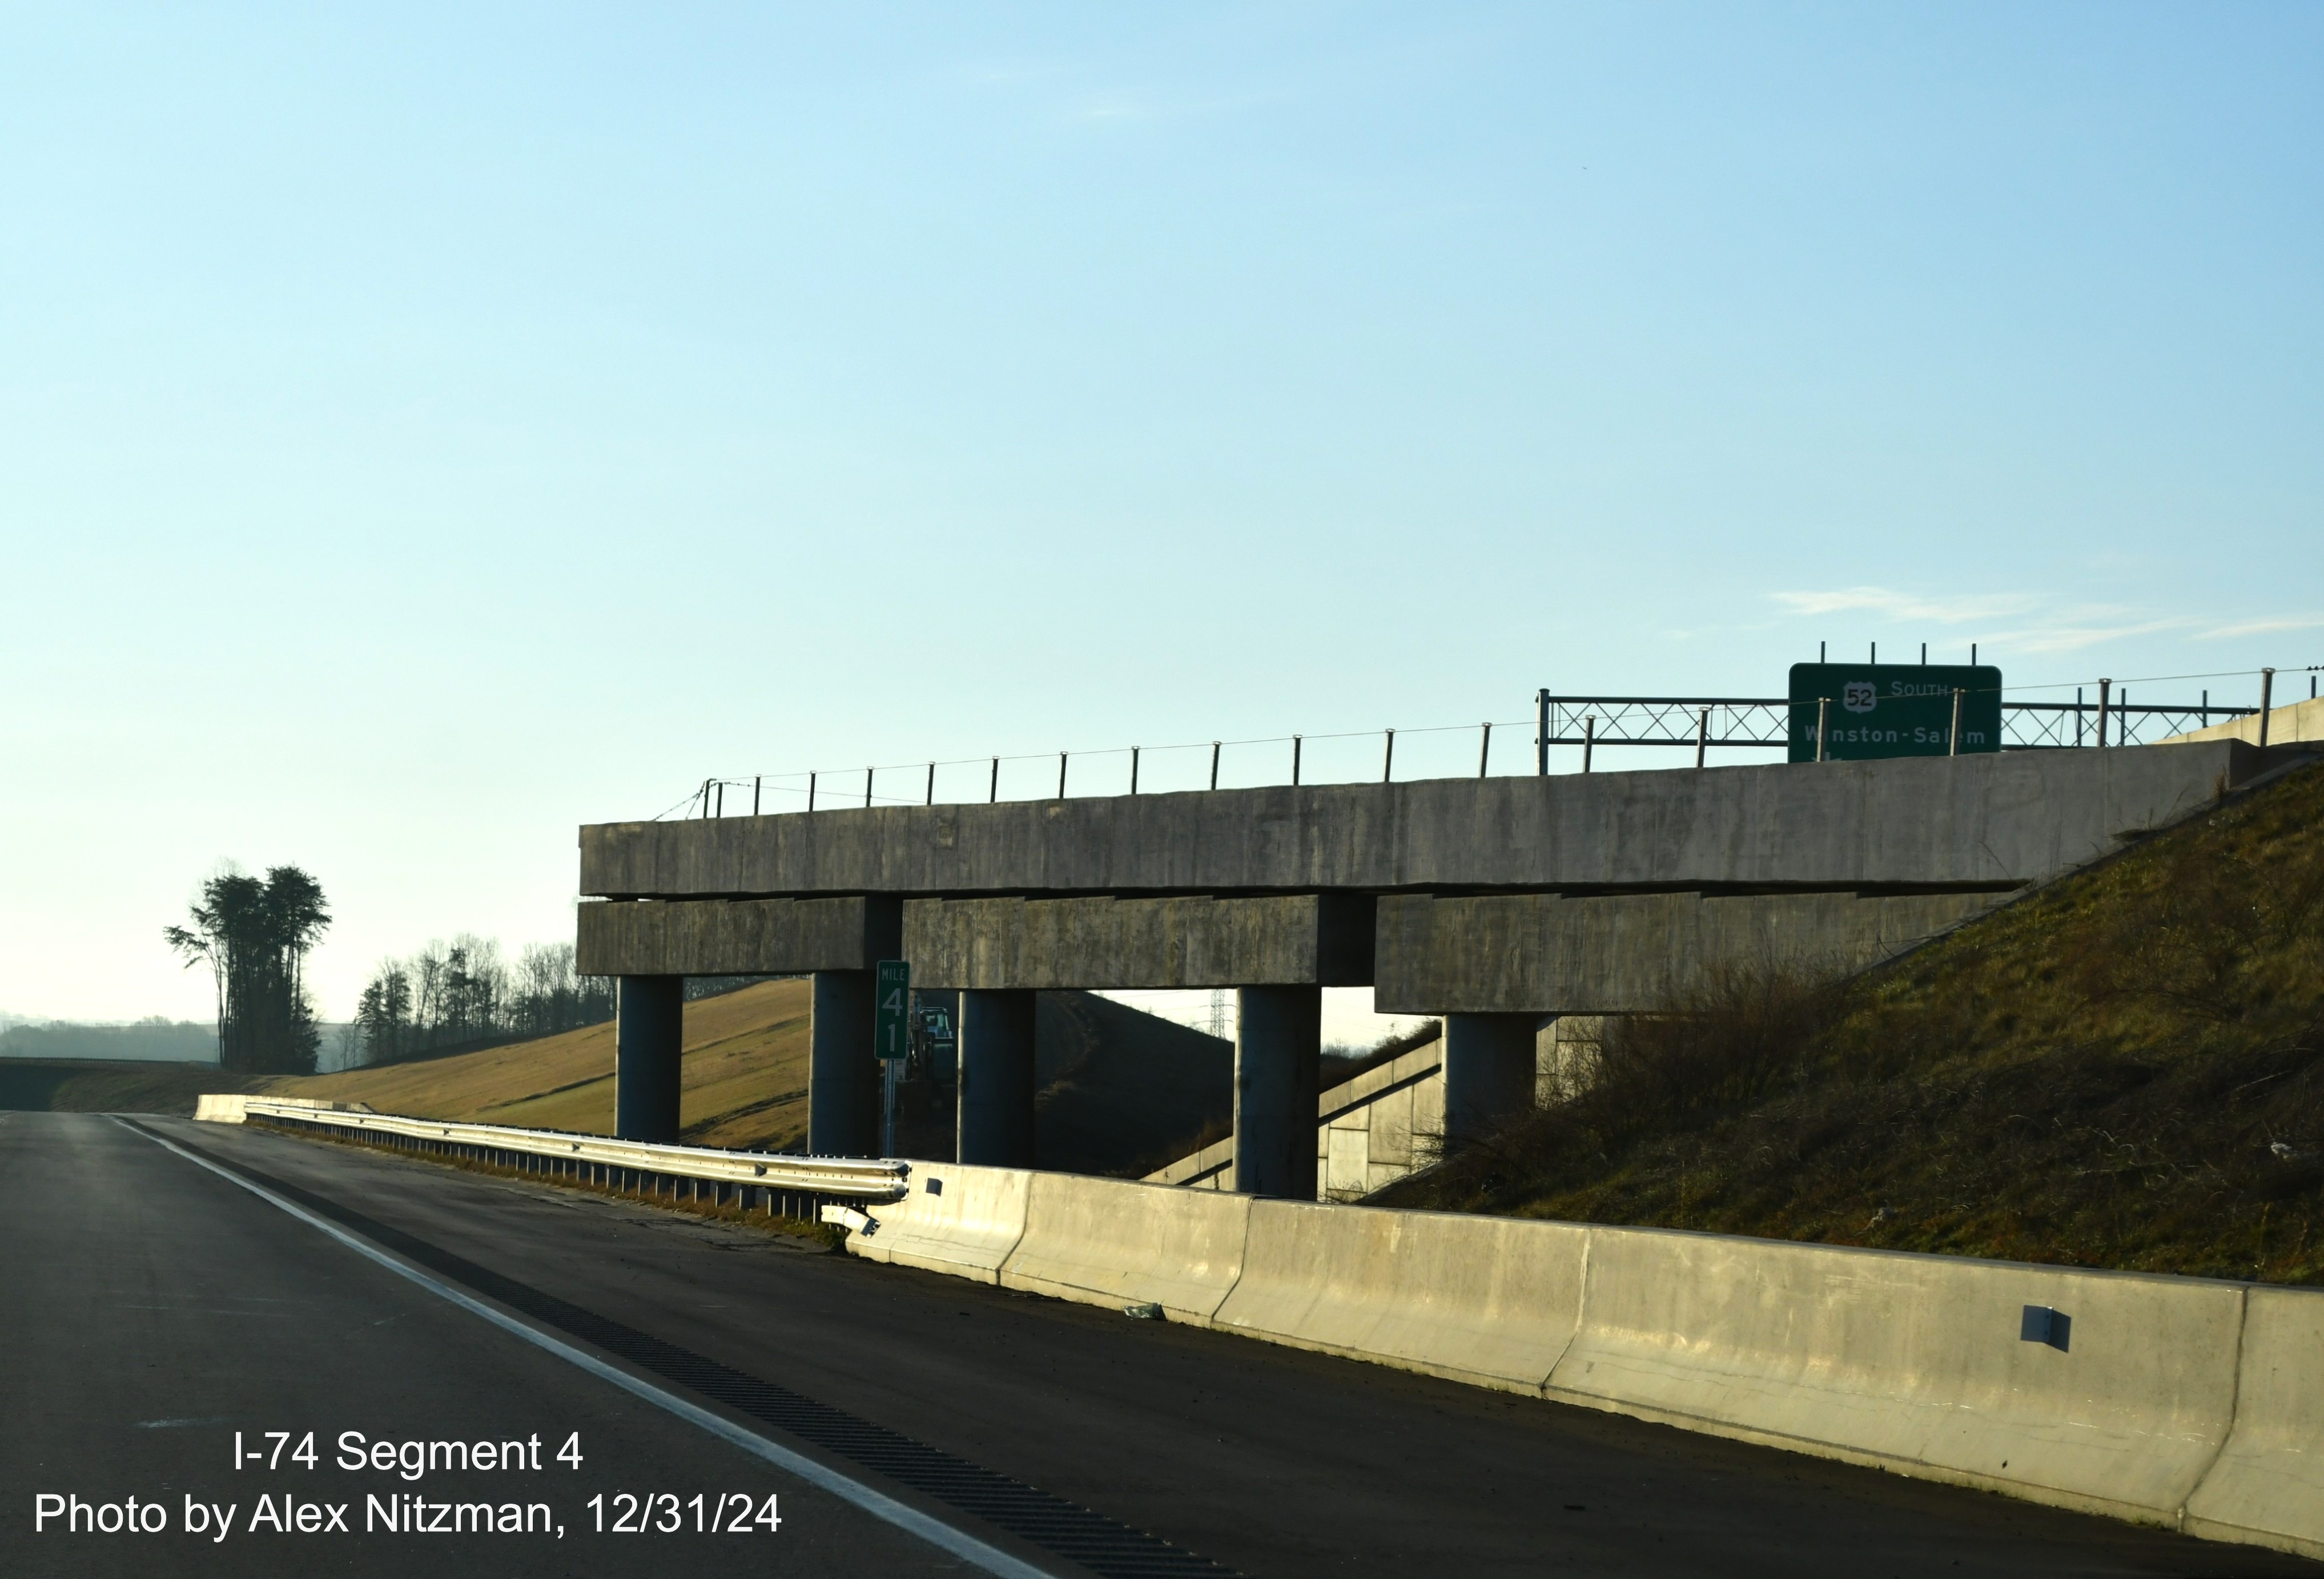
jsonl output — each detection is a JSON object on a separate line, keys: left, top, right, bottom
{"left": 577, "top": 737, "right": 2290, "bottom": 1197}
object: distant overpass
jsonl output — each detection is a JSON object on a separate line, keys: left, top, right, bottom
{"left": 577, "top": 738, "right": 2304, "bottom": 1195}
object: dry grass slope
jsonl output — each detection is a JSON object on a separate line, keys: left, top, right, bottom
{"left": 262, "top": 981, "right": 1233, "bottom": 1172}
{"left": 1380, "top": 755, "right": 2324, "bottom": 1286}
{"left": 268, "top": 979, "right": 815, "bottom": 1151}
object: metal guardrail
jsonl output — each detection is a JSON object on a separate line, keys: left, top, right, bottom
{"left": 242, "top": 1099, "right": 910, "bottom": 1209}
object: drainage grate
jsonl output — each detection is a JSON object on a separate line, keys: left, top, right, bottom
{"left": 147, "top": 1125, "right": 1238, "bottom": 1579}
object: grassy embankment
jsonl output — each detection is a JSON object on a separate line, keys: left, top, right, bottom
{"left": 14, "top": 979, "right": 1237, "bottom": 1177}
{"left": 0, "top": 1060, "right": 266, "bottom": 1115}
{"left": 1381, "top": 755, "right": 2324, "bottom": 1286}
{"left": 276, "top": 979, "right": 817, "bottom": 1149}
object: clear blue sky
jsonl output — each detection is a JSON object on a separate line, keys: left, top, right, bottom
{"left": 2, "top": 3, "right": 2318, "bottom": 1025}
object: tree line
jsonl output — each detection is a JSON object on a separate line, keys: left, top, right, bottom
{"left": 351, "top": 937, "right": 614, "bottom": 1067}
{"left": 165, "top": 865, "right": 331, "bottom": 1075}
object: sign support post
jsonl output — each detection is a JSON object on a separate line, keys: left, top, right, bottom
{"left": 874, "top": 960, "right": 910, "bottom": 1158}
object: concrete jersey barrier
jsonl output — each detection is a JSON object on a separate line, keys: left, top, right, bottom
{"left": 194, "top": 1094, "right": 371, "bottom": 1124}
{"left": 2182, "top": 1284, "right": 2324, "bottom": 1557}
{"left": 1544, "top": 1226, "right": 2246, "bottom": 1526}
{"left": 847, "top": 1163, "right": 1032, "bottom": 1284}
{"left": 838, "top": 1166, "right": 2324, "bottom": 1560}
{"left": 1000, "top": 1173, "right": 1253, "bottom": 1322}
{"left": 1216, "top": 1200, "right": 1587, "bottom": 1393}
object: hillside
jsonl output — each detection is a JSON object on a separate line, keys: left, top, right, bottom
{"left": 1030, "top": 992, "right": 1231, "bottom": 1175}
{"left": 255, "top": 980, "right": 1233, "bottom": 1173}
{"left": 270, "top": 979, "right": 815, "bottom": 1149}
{"left": 1380, "top": 754, "right": 2324, "bottom": 1286}
{"left": 0, "top": 1060, "right": 267, "bottom": 1115}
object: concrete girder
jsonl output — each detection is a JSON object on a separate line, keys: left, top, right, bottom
{"left": 578, "top": 895, "right": 899, "bottom": 978}
{"left": 902, "top": 894, "right": 1373, "bottom": 990}
{"left": 580, "top": 742, "right": 2283, "bottom": 901}
{"left": 1373, "top": 891, "right": 2001, "bottom": 1016}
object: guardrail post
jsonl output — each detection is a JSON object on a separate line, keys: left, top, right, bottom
{"left": 615, "top": 977, "right": 683, "bottom": 1144}
{"left": 1535, "top": 689, "right": 1549, "bottom": 775}
{"left": 2097, "top": 679, "right": 2112, "bottom": 747}
{"left": 2259, "top": 667, "right": 2275, "bottom": 747}
{"left": 957, "top": 990, "right": 1037, "bottom": 1167}
{"left": 1694, "top": 707, "right": 1709, "bottom": 769}
{"left": 1582, "top": 715, "right": 1597, "bottom": 774}
{"left": 1950, "top": 689, "right": 1964, "bottom": 757}
{"left": 1816, "top": 697, "right": 1831, "bottom": 762}
{"left": 1478, "top": 722, "right": 1491, "bottom": 778}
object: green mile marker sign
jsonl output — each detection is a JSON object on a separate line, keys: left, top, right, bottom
{"left": 874, "top": 960, "right": 911, "bottom": 1061}
{"left": 1787, "top": 663, "right": 2002, "bottom": 763}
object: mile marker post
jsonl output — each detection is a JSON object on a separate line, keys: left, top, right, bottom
{"left": 874, "top": 960, "right": 910, "bottom": 1157}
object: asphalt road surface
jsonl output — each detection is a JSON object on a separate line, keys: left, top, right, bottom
{"left": 2, "top": 1110, "right": 2311, "bottom": 1578}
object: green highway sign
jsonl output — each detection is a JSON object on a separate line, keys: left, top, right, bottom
{"left": 1787, "top": 663, "right": 2002, "bottom": 763}
{"left": 874, "top": 960, "right": 911, "bottom": 1061}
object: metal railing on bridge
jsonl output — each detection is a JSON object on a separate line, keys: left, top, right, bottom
{"left": 1536, "top": 691, "right": 2256, "bottom": 757}
{"left": 656, "top": 663, "right": 2316, "bottom": 820}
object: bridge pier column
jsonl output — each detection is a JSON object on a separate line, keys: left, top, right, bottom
{"left": 614, "top": 976, "right": 683, "bottom": 1143}
{"left": 956, "top": 989, "right": 1037, "bottom": 1167}
{"left": 1441, "top": 1012, "right": 1541, "bottom": 1147}
{"left": 808, "top": 970, "right": 879, "bottom": 1157}
{"left": 1234, "top": 985, "right": 1320, "bottom": 1199}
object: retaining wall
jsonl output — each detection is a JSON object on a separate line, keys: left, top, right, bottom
{"left": 843, "top": 1165, "right": 2324, "bottom": 1560}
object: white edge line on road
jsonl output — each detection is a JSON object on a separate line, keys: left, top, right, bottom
{"left": 116, "top": 1118, "right": 1060, "bottom": 1579}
